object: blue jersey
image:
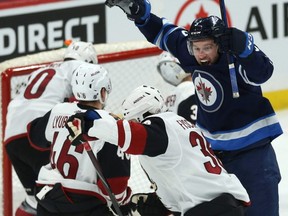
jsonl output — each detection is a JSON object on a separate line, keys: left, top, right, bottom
{"left": 137, "top": 14, "right": 283, "bottom": 151}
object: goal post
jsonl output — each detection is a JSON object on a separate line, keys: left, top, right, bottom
{"left": 0, "top": 40, "right": 173, "bottom": 216}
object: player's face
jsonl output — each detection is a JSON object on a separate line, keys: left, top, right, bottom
{"left": 192, "top": 39, "right": 219, "bottom": 65}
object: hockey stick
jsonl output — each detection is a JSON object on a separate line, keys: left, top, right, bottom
{"left": 219, "top": 0, "right": 240, "bottom": 98}
{"left": 82, "top": 142, "right": 123, "bottom": 216}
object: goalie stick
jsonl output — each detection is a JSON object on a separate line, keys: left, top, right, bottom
{"left": 82, "top": 142, "right": 123, "bottom": 216}
{"left": 219, "top": 0, "right": 240, "bottom": 98}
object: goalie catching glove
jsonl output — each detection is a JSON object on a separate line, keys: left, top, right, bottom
{"left": 105, "top": 0, "right": 151, "bottom": 24}
{"left": 65, "top": 110, "right": 101, "bottom": 146}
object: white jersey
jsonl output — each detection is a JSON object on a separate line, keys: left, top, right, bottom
{"left": 165, "top": 81, "right": 197, "bottom": 124}
{"left": 89, "top": 112, "right": 250, "bottom": 215}
{"left": 35, "top": 103, "right": 130, "bottom": 203}
{"left": 4, "top": 60, "right": 84, "bottom": 142}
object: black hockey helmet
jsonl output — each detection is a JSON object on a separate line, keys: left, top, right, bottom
{"left": 187, "top": 15, "right": 226, "bottom": 42}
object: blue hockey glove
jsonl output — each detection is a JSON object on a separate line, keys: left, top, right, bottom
{"left": 217, "top": 27, "right": 254, "bottom": 58}
{"left": 65, "top": 110, "right": 101, "bottom": 146}
{"left": 105, "top": 0, "right": 151, "bottom": 24}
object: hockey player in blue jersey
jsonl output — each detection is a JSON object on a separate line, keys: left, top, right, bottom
{"left": 105, "top": 0, "right": 283, "bottom": 215}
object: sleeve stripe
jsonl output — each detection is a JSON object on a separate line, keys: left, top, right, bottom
{"left": 121, "top": 120, "right": 132, "bottom": 152}
{"left": 117, "top": 120, "right": 148, "bottom": 155}
{"left": 117, "top": 120, "right": 125, "bottom": 148}
{"left": 117, "top": 120, "right": 132, "bottom": 152}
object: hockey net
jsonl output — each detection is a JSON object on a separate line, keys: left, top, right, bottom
{"left": 0, "top": 40, "right": 174, "bottom": 216}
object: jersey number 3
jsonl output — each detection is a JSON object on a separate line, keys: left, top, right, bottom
{"left": 190, "top": 131, "right": 223, "bottom": 175}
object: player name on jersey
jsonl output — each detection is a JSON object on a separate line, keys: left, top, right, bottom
{"left": 52, "top": 115, "right": 69, "bottom": 129}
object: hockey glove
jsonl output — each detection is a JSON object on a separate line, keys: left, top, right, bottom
{"left": 105, "top": 0, "right": 151, "bottom": 24}
{"left": 130, "top": 193, "right": 171, "bottom": 216}
{"left": 65, "top": 110, "right": 101, "bottom": 146}
{"left": 110, "top": 202, "right": 137, "bottom": 216}
{"left": 217, "top": 27, "right": 254, "bottom": 58}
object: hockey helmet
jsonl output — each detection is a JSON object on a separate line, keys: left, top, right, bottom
{"left": 72, "top": 63, "right": 112, "bottom": 103}
{"left": 121, "top": 85, "right": 165, "bottom": 122}
{"left": 188, "top": 15, "right": 225, "bottom": 42}
{"left": 64, "top": 41, "right": 98, "bottom": 64}
{"left": 157, "top": 52, "right": 190, "bottom": 86}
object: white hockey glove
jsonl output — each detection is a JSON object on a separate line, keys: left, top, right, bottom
{"left": 65, "top": 110, "right": 101, "bottom": 146}
{"left": 105, "top": 0, "right": 151, "bottom": 24}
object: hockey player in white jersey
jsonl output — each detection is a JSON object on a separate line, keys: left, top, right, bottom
{"left": 157, "top": 51, "right": 197, "bottom": 124}
{"left": 67, "top": 85, "right": 251, "bottom": 216}
{"left": 27, "top": 63, "right": 132, "bottom": 215}
{"left": 4, "top": 41, "right": 98, "bottom": 216}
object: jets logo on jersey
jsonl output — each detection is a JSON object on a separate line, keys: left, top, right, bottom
{"left": 193, "top": 70, "right": 224, "bottom": 113}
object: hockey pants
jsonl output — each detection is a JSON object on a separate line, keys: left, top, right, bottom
{"left": 173, "top": 193, "right": 247, "bottom": 216}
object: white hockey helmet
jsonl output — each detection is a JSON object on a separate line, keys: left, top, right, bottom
{"left": 156, "top": 51, "right": 190, "bottom": 86}
{"left": 64, "top": 41, "right": 98, "bottom": 64}
{"left": 72, "top": 63, "right": 112, "bottom": 103}
{"left": 121, "top": 85, "right": 165, "bottom": 122}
